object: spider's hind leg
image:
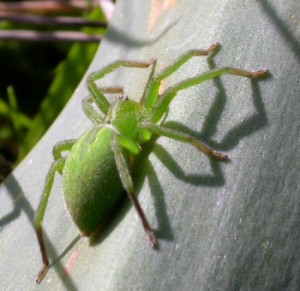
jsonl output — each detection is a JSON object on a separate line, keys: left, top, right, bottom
{"left": 141, "top": 122, "right": 228, "bottom": 161}
{"left": 34, "top": 139, "right": 76, "bottom": 283}
{"left": 111, "top": 135, "right": 157, "bottom": 247}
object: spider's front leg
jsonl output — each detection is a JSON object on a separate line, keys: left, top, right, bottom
{"left": 143, "top": 43, "right": 219, "bottom": 111}
{"left": 34, "top": 139, "right": 75, "bottom": 283}
{"left": 87, "top": 59, "right": 156, "bottom": 115}
{"left": 151, "top": 66, "right": 268, "bottom": 123}
{"left": 82, "top": 85, "right": 124, "bottom": 125}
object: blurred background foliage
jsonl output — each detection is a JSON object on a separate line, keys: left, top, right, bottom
{"left": 0, "top": 1, "right": 107, "bottom": 169}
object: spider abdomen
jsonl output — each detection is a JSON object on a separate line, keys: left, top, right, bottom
{"left": 62, "top": 127, "right": 124, "bottom": 236}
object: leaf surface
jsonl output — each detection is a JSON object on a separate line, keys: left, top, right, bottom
{"left": 0, "top": 1, "right": 299, "bottom": 290}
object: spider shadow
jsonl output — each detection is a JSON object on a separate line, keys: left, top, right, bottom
{"left": 0, "top": 174, "right": 30, "bottom": 231}
{"left": 139, "top": 140, "right": 227, "bottom": 242}
{"left": 165, "top": 79, "right": 268, "bottom": 153}
{"left": 149, "top": 48, "right": 269, "bottom": 243}
{"left": 138, "top": 50, "right": 269, "bottom": 242}
{"left": 164, "top": 48, "right": 269, "bottom": 153}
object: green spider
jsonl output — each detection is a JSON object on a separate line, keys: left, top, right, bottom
{"left": 34, "top": 43, "right": 267, "bottom": 283}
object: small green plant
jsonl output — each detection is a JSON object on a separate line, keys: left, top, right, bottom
{"left": 34, "top": 43, "right": 268, "bottom": 283}
{"left": 0, "top": 86, "right": 33, "bottom": 162}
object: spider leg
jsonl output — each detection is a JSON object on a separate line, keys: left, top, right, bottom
{"left": 151, "top": 67, "right": 268, "bottom": 123}
{"left": 52, "top": 139, "right": 76, "bottom": 160}
{"left": 82, "top": 96, "right": 105, "bottom": 125}
{"left": 83, "top": 87, "right": 125, "bottom": 124}
{"left": 141, "top": 122, "right": 227, "bottom": 160}
{"left": 34, "top": 140, "right": 75, "bottom": 283}
{"left": 143, "top": 43, "right": 219, "bottom": 111}
{"left": 87, "top": 60, "right": 155, "bottom": 115}
{"left": 34, "top": 158, "right": 66, "bottom": 283}
{"left": 111, "top": 135, "right": 157, "bottom": 247}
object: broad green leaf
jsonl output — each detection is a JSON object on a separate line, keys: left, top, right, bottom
{"left": 0, "top": 1, "right": 299, "bottom": 290}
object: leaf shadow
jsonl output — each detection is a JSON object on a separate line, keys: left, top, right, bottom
{"left": 258, "top": 0, "right": 300, "bottom": 63}
{"left": 0, "top": 174, "right": 79, "bottom": 290}
{"left": 106, "top": 20, "right": 177, "bottom": 48}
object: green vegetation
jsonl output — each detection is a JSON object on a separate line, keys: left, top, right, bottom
{"left": 0, "top": 8, "right": 105, "bottom": 166}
